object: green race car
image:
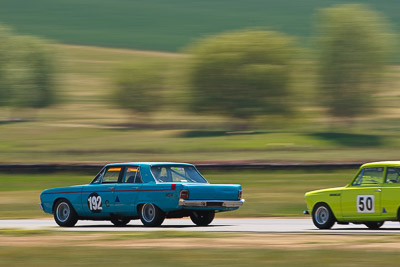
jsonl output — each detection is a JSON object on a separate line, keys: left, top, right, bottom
{"left": 305, "top": 161, "right": 400, "bottom": 229}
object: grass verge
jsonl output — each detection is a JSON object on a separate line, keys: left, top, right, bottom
{"left": 0, "top": 169, "right": 354, "bottom": 219}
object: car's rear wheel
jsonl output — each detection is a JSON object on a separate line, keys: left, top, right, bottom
{"left": 190, "top": 211, "right": 215, "bottom": 226}
{"left": 111, "top": 218, "right": 130, "bottom": 227}
{"left": 364, "top": 221, "right": 384, "bottom": 229}
{"left": 54, "top": 199, "right": 78, "bottom": 227}
{"left": 312, "top": 203, "right": 335, "bottom": 229}
{"left": 139, "top": 203, "right": 165, "bottom": 227}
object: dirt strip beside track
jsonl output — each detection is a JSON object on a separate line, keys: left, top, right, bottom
{"left": 1, "top": 233, "right": 400, "bottom": 251}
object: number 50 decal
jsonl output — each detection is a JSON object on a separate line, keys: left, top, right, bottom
{"left": 357, "top": 195, "right": 375, "bottom": 213}
{"left": 87, "top": 192, "right": 102, "bottom": 213}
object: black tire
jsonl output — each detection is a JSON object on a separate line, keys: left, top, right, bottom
{"left": 312, "top": 203, "right": 335, "bottom": 229}
{"left": 190, "top": 211, "right": 215, "bottom": 226}
{"left": 397, "top": 207, "right": 400, "bottom": 221}
{"left": 111, "top": 218, "right": 131, "bottom": 227}
{"left": 365, "top": 221, "right": 384, "bottom": 229}
{"left": 53, "top": 199, "right": 78, "bottom": 227}
{"left": 139, "top": 203, "right": 165, "bottom": 227}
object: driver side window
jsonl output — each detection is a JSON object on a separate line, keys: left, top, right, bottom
{"left": 386, "top": 167, "right": 400, "bottom": 183}
{"left": 102, "top": 167, "right": 121, "bottom": 183}
{"left": 353, "top": 167, "right": 384, "bottom": 186}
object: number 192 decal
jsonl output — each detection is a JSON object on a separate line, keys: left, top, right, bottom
{"left": 87, "top": 192, "right": 102, "bottom": 213}
{"left": 357, "top": 195, "right": 375, "bottom": 213}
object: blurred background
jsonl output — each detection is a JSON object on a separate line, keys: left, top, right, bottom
{"left": 2, "top": 2, "right": 400, "bottom": 265}
{"left": 0, "top": 0, "right": 400, "bottom": 219}
{"left": 0, "top": 0, "right": 398, "bottom": 164}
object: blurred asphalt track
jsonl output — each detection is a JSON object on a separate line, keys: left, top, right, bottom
{"left": 2, "top": 218, "right": 400, "bottom": 234}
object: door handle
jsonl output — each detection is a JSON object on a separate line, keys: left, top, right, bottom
{"left": 375, "top": 189, "right": 382, "bottom": 192}
{"left": 132, "top": 187, "right": 139, "bottom": 190}
{"left": 109, "top": 187, "right": 115, "bottom": 191}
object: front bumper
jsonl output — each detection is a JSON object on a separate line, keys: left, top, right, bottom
{"left": 179, "top": 199, "right": 245, "bottom": 208}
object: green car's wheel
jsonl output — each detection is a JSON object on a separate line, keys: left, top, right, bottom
{"left": 54, "top": 199, "right": 78, "bottom": 227}
{"left": 312, "top": 203, "right": 335, "bottom": 229}
{"left": 111, "top": 218, "right": 130, "bottom": 227}
{"left": 139, "top": 203, "right": 165, "bottom": 227}
{"left": 190, "top": 211, "right": 215, "bottom": 226}
{"left": 365, "top": 221, "right": 384, "bottom": 229}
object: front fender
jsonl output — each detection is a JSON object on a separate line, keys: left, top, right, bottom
{"left": 305, "top": 187, "right": 344, "bottom": 220}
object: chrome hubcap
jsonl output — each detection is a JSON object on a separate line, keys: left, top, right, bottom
{"left": 315, "top": 206, "right": 329, "bottom": 225}
{"left": 142, "top": 203, "right": 155, "bottom": 222}
{"left": 56, "top": 202, "right": 70, "bottom": 223}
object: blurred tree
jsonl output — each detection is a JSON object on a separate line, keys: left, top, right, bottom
{"left": 316, "top": 4, "right": 393, "bottom": 120}
{"left": 186, "top": 30, "right": 295, "bottom": 125}
{"left": 7, "top": 36, "right": 57, "bottom": 109}
{"left": 0, "top": 26, "right": 13, "bottom": 107}
{"left": 113, "top": 62, "right": 164, "bottom": 118}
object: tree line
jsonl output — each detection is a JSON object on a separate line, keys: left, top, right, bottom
{"left": 114, "top": 4, "right": 394, "bottom": 127}
{"left": 0, "top": 4, "right": 394, "bottom": 127}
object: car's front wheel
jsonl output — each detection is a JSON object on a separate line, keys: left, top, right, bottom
{"left": 139, "top": 203, "right": 165, "bottom": 227}
{"left": 54, "top": 199, "right": 78, "bottom": 227}
{"left": 190, "top": 211, "right": 215, "bottom": 226}
{"left": 111, "top": 218, "right": 130, "bottom": 227}
{"left": 365, "top": 221, "right": 384, "bottom": 229}
{"left": 312, "top": 203, "right": 335, "bottom": 229}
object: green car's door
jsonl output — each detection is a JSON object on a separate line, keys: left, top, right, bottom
{"left": 341, "top": 167, "right": 384, "bottom": 219}
{"left": 381, "top": 167, "right": 400, "bottom": 220}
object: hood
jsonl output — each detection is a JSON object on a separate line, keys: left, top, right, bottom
{"left": 305, "top": 186, "right": 345, "bottom": 197}
{"left": 41, "top": 185, "right": 85, "bottom": 195}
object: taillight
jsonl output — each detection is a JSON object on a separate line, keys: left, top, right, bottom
{"left": 180, "top": 189, "right": 189, "bottom": 200}
{"left": 238, "top": 190, "right": 242, "bottom": 200}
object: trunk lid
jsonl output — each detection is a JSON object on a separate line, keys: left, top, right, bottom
{"left": 183, "top": 184, "right": 241, "bottom": 200}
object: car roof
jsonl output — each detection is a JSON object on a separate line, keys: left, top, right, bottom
{"left": 105, "top": 162, "right": 194, "bottom": 167}
{"left": 361, "top": 161, "right": 400, "bottom": 168}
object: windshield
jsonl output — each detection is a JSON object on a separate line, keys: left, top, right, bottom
{"left": 151, "top": 165, "right": 208, "bottom": 183}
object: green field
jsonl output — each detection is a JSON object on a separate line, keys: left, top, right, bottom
{"left": 1, "top": 230, "right": 399, "bottom": 266}
{"left": 0, "top": 0, "right": 399, "bottom": 51}
{"left": 1, "top": 246, "right": 399, "bottom": 266}
{"left": 0, "top": 44, "right": 399, "bottom": 163}
{"left": 0, "top": 169, "right": 354, "bottom": 219}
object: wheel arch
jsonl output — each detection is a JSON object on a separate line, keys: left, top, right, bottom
{"left": 52, "top": 197, "right": 77, "bottom": 214}
{"left": 396, "top": 205, "right": 400, "bottom": 221}
{"left": 312, "top": 201, "right": 337, "bottom": 221}
{"left": 136, "top": 202, "right": 164, "bottom": 214}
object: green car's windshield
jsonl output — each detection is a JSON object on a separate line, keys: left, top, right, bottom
{"left": 151, "top": 165, "right": 208, "bottom": 183}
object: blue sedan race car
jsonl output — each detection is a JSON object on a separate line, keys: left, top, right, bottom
{"left": 40, "top": 162, "right": 244, "bottom": 227}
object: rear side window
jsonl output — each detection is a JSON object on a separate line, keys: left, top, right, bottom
{"left": 123, "top": 167, "right": 143, "bottom": 183}
{"left": 353, "top": 167, "right": 384, "bottom": 185}
{"left": 386, "top": 167, "right": 400, "bottom": 183}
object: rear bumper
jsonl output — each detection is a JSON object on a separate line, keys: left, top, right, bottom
{"left": 179, "top": 199, "right": 245, "bottom": 208}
